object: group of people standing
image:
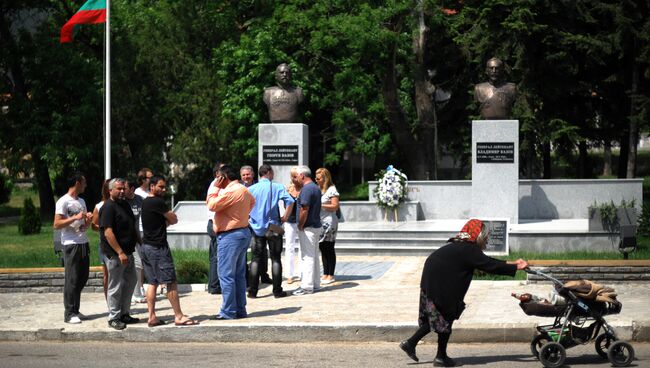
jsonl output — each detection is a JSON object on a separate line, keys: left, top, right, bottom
{"left": 54, "top": 169, "right": 197, "bottom": 330}
{"left": 52, "top": 166, "right": 529, "bottom": 367}
{"left": 53, "top": 163, "right": 341, "bottom": 327}
{"left": 205, "top": 164, "right": 341, "bottom": 319}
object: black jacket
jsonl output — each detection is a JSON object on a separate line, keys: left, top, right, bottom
{"left": 420, "top": 241, "right": 517, "bottom": 321}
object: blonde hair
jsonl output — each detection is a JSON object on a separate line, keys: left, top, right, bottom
{"left": 315, "top": 168, "right": 334, "bottom": 192}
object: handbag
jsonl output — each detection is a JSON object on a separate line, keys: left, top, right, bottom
{"left": 264, "top": 180, "right": 285, "bottom": 237}
{"left": 336, "top": 207, "right": 345, "bottom": 223}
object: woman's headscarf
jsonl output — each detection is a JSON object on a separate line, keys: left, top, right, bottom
{"left": 450, "top": 219, "right": 484, "bottom": 243}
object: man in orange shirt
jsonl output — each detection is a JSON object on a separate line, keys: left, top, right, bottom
{"left": 207, "top": 165, "right": 256, "bottom": 320}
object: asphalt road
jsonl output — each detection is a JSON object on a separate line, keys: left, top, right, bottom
{"left": 0, "top": 341, "right": 648, "bottom": 368}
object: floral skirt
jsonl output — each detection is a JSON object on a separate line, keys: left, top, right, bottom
{"left": 418, "top": 289, "right": 452, "bottom": 334}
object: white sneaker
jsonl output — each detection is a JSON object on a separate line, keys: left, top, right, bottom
{"left": 292, "top": 288, "right": 314, "bottom": 296}
{"left": 66, "top": 316, "right": 82, "bottom": 324}
{"left": 321, "top": 278, "right": 335, "bottom": 285}
{"left": 132, "top": 296, "right": 146, "bottom": 304}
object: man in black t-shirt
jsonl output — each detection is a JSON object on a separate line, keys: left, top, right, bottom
{"left": 100, "top": 178, "right": 140, "bottom": 330}
{"left": 141, "top": 175, "right": 198, "bottom": 327}
{"left": 125, "top": 178, "right": 146, "bottom": 304}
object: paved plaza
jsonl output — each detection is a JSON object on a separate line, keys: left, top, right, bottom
{"left": 0, "top": 255, "right": 648, "bottom": 343}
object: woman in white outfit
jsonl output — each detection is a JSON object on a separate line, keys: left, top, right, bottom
{"left": 282, "top": 167, "right": 301, "bottom": 284}
{"left": 315, "top": 168, "right": 339, "bottom": 284}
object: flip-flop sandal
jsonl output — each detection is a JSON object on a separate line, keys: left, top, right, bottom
{"left": 175, "top": 319, "right": 199, "bottom": 326}
{"left": 147, "top": 320, "right": 166, "bottom": 328}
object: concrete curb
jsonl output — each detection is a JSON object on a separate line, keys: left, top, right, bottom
{"left": 1, "top": 322, "right": 648, "bottom": 343}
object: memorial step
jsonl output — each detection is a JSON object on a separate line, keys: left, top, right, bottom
{"left": 336, "top": 229, "right": 455, "bottom": 239}
{"left": 528, "top": 263, "right": 650, "bottom": 283}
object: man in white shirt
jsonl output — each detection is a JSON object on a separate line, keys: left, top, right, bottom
{"left": 134, "top": 168, "right": 153, "bottom": 199}
{"left": 239, "top": 165, "right": 256, "bottom": 187}
{"left": 53, "top": 172, "right": 93, "bottom": 324}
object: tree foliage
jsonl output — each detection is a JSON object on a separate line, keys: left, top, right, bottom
{"left": 1, "top": 0, "right": 649, "bottom": 209}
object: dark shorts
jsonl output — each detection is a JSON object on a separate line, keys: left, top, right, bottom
{"left": 141, "top": 243, "right": 177, "bottom": 285}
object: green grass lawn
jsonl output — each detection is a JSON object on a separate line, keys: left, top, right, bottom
{"left": 1, "top": 218, "right": 649, "bottom": 279}
{"left": 0, "top": 221, "right": 101, "bottom": 268}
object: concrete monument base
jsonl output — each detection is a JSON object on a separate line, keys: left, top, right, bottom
{"left": 258, "top": 123, "right": 308, "bottom": 187}
{"left": 471, "top": 120, "right": 519, "bottom": 223}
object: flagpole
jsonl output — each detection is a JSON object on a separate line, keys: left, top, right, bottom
{"left": 104, "top": 0, "right": 111, "bottom": 180}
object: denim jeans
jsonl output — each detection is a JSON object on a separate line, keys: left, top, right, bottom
{"left": 217, "top": 227, "right": 251, "bottom": 319}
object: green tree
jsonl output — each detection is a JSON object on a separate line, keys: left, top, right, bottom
{"left": 449, "top": 0, "right": 650, "bottom": 179}
{"left": 1, "top": 1, "right": 105, "bottom": 218}
{"left": 18, "top": 197, "right": 41, "bottom": 235}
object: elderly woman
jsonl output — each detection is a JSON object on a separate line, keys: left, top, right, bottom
{"left": 399, "top": 219, "right": 528, "bottom": 367}
{"left": 315, "top": 168, "right": 339, "bottom": 284}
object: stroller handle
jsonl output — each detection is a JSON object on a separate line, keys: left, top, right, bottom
{"left": 523, "top": 267, "right": 564, "bottom": 287}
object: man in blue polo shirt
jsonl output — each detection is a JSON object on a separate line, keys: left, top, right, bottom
{"left": 292, "top": 165, "right": 322, "bottom": 295}
{"left": 247, "top": 164, "right": 294, "bottom": 298}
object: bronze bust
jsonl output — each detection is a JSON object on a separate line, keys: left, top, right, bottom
{"left": 474, "top": 57, "right": 516, "bottom": 120}
{"left": 263, "top": 63, "right": 304, "bottom": 124}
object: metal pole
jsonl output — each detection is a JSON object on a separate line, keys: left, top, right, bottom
{"left": 104, "top": 0, "right": 111, "bottom": 180}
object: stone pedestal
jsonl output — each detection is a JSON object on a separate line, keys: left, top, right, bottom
{"left": 258, "top": 123, "right": 309, "bottom": 188}
{"left": 471, "top": 120, "right": 519, "bottom": 224}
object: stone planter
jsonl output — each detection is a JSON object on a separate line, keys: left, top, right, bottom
{"left": 588, "top": 207, "right": 638, "bottom": 232}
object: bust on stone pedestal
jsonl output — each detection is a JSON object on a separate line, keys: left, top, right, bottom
{"left": 474, "top": 57, "right": 516, "bottom": 120}
{"left": 259, "top": 64, "right": 309, "bottom": 187}
{"left": 263, "top": 63, "right": 304, "bottom": 124}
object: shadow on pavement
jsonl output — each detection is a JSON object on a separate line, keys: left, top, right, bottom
{"left": 190, "top": 307, "right": 304, "bottom": 322}
{"left": 247, "top": 306, "right": 302, "bottom": 318}
{"left": 319, "top": 282, "right": 359, "bottom": 292}
{"left": 450, "top": 354, "right": 533, "bottom": 366}
{"left": 335, "top": 275, "right": 371, "bottom": 281}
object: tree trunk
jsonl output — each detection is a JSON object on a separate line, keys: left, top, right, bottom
{"left": 381, "top": 35, "right": 431, "bottom": 179}
{"left": 618, "top": 127, "right": 630, "bottom": 178}
{"left": 542, "top": 142, "right": 551, "bottom": 179}
{"left": 578, "top": 140, "right": 588, "bottom": 178}
{"left": 603, "top": 140, "right": 612, "bottom": 177}
{"left": 411, "top": 1, "right": 435, "bottom": 179}
{"left": 32, "top": 153, "right": 55, "bottom": 221}
{"left": 626, "top": 56, "right": 639, "bottom": 179}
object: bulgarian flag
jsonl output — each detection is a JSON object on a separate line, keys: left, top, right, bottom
{"left": 60, "top": 0, "right": 106, "bottom": 43}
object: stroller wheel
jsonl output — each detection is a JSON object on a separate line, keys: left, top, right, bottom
{"left": 530, "top": 334, "right": 552, "bottom": 359}
{"left": 595, "top": 333, "right": 616, "bottom": 359}
{"left": 607, "top": 341, "right": 635, "bottom": 367}
{"left": 539, "top": 342, "right": 566, "bottom": 368}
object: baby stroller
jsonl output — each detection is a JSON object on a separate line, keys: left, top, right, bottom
{"left": 518, "top": 268, "right": 635, "bottom": 368}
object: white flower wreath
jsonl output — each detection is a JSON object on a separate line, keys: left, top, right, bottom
{"left": 374, "top": 165, "right": 408, "bottom": 209}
